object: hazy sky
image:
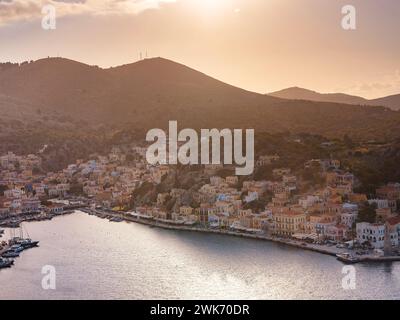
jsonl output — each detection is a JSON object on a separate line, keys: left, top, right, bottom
{"left": 0, "top": 0, "right": 399, "bottom": 99}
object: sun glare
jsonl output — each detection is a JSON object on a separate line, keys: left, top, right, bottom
{"left": 189, "top": 0, "right": 230, "bottom": 13}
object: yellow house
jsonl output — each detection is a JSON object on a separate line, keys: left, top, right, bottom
{"left": 179, "top": 206, "right": 193, "bottom": 216}
{"left": 273, "top": 210, "right": 306, "bottom": 236}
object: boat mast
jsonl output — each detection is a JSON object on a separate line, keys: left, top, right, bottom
{"left": 22, "top": 223, "right": 30, "bottom": 239}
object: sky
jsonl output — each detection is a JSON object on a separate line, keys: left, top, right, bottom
{"left": 0, "top": 0, "right": 399, "bottom": 99}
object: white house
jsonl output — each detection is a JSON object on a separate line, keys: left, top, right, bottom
{"left": 356, "top": 222, "right": 385, "bottom": 249}
{"left": 299, "top": 195, "right": 320, "bottom": 209}
{"left": 244, "top": 191, "right": 259, "bottom": 203}
{"left": 340, "top": 203, "right": 358, "bottom": 228}
{"left": 368, "top": 199, "right": 389, "bottom": 209}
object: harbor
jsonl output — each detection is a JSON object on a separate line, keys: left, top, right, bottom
{"left": 2, "top": 205, "right": 400, "bottom": 266}
{"left": 0, "top": 206, "right": 81, "bottom": 229}
{"left": 0, "top": 201, "right": 87, "bottom": 270}
{"left": 79, "top": 208, "right": 400, "bottom": 264}
{"left": 2, "top": 205, "right": 400, "bottom": 270}
{"left": 0, "top": 204, "right": 81, "bottom": 270}
{"left": 1, "top": 211, "right": 400, "bottom": 300}
{"left": 0, "top": 223, "right": 40, "bottom": 269}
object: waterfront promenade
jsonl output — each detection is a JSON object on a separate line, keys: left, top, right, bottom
{"left": 3, "top": 206, "right": 400, "bottom": 264}
{"left": 78, "top": 208, "right": 400, "bottom": 263}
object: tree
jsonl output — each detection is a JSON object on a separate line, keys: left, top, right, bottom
{"left": 357, "top": 202, "right": 377, "bottom": 223}
{"left": 32, "top": 166, "right": 42, "bottom": 175}
{"left": 126, "top": 154, "right": 135, "bottom": 162}
{"left": 253, "top": 166, "right": 273, "bottom": 181}
{"left": 69, "top": 182, "right": 84, "bottom": 196}
{"left": 243, "top": 200, "right": 265, "bottom": 213}
{"left": 41, "top": 199, "right": 52, "bottom": 206}
{"left": 216, "top": 168, "right": 234, "bottom": 178}
{"left": 0, "top": 185, "right": 8, "bottom": 196}
{"left": 343, "top": 134, "right": 354, "bottom": 148}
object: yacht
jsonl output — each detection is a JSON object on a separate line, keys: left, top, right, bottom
{"left": 0, "top": 257, "right": 13, "bottom": 269}
{"left": 7, "top": 244, "right": 24, "bottom": 253}
{"left": 2, "top": 250, "right": 20, "bottom": 258}
{"left": 8, "top": 224, "right": 39, "bottom": 249}
{"left": 13, "top": 238, "right": 39, "bottom": 249}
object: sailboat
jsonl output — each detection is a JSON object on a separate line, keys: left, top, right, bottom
{"left": 8, "top": 223, "right": 39, "bottom": 249}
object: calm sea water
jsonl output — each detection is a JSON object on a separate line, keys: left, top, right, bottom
{"left": 0, "top": 211, "right": 399, "bottom": 300}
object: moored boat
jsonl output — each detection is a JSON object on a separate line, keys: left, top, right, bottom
{"left": 0, "top": 257, "right": 13, "bottom": 268}
{"left": 20, "top": 239, "right": 40, "bottom": 249}
{"left": 7, "top": 244, "right": 24, "bottom": 253}
{"left": 336, "top": 252, "right": 359, "bottom": 264}
{"left": 11, "top": 237, "right": 40, "bottom": 249}
{"left": 8, "top": 224, "right": 40, "bottom": 250}
{"left": 2, "top": 250, "right": 20, "bottom": 258}
{"left": 109, "top": 217, "right": 123, "bottom": 223}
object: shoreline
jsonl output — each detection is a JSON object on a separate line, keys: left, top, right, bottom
{"left": 0, "top": 209, "right": 79, "bottom": 228}
{"left": 79, "top": 208, "right": 400, "bottom": 263}
{"left": 3, "top": 207, "right": 400, "bottom": 264}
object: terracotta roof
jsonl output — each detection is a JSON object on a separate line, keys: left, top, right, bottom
{"left": 387, "top": 216, "right": 400, "bottom": 226}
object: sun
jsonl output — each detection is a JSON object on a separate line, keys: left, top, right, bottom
{"left": 189, "top": 0, "right": 230, "bottom": 13}
{"left": 198, "top": 0, "right": 224, "bottom": 10}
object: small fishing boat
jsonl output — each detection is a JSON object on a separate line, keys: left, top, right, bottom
{"left": 109, "top": 217, "right": 123, "bottom": 223}
{"left": 336, "top": 252, "right": 359, "bottom": 264}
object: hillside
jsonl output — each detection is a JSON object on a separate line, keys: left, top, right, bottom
{"left": 0, "top": 57, "right": 400, "bottom": 142}
{"left": 270, "top": 86, "right": 400, "bottom": 111}
{"left": 269, "top": 87, "right": 368, "bottom": 105}
{"left": 370, "top": 94, "right": 400, "bottom": 111}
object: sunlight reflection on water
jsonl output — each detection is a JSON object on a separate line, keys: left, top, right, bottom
{"left": 0, "top": 211, "right": 399, "bottom": 300}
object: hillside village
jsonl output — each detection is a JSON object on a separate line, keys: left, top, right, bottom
{"left": 1, "top": 141, "right": 400, "bottom": 256}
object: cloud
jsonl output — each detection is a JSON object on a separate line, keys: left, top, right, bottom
{"left": 0, "top": 0, "right": 176, "bottom": 26}
{"left": 359, "top": 71, "right": 400, "bottom": 93}
{"left": 359, "top": 82, "right": 393, "bottom": 92}
{"left": 0, "top": 0, "right": 42, "bottom": 23}
{"left": 348, "top": 70, "right": 400, "bottom": 98}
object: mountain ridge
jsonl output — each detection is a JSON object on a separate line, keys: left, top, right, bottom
{"left": 1, "top": 57, "right": 400, "bottom": 141}
{"left": 269, "top": 86, "right": 400, "bottom": 111}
